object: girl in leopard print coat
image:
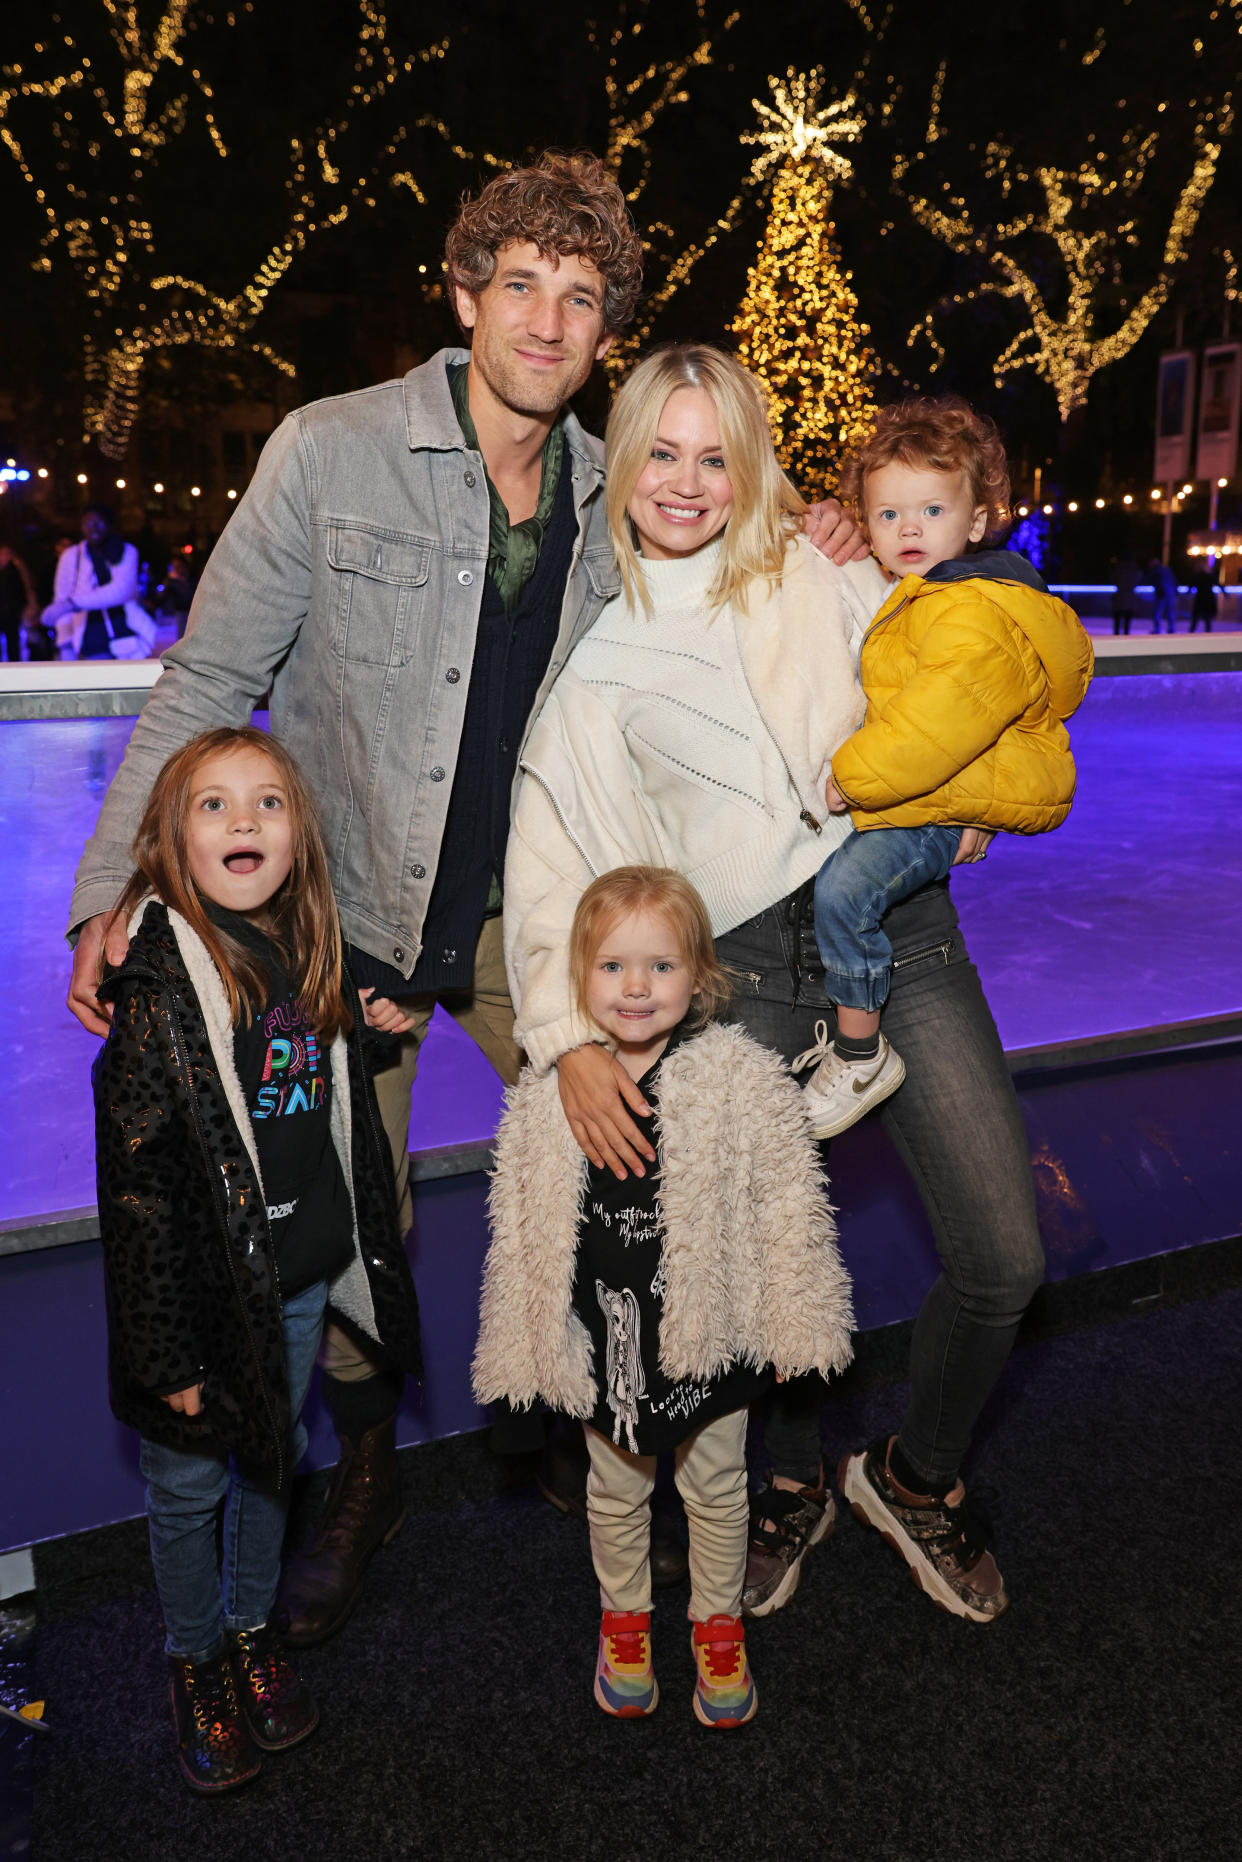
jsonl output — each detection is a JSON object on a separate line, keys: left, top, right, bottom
{"left": 92, "top": 727, "right": 419, "bottom": 1795}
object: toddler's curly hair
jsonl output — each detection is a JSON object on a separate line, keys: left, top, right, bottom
{"left": 839, "top": 396, "right": 1011, "bottom": 543}
{"left": 445, "top": 149, "right": 643, "bottom": 336}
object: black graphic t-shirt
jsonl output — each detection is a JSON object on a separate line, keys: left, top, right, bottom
{"left": 570, "top": 1025, "right": 769, "bottom": 1455}
{"left": 215, "top": 910, "right": 354, "bottom": 1297}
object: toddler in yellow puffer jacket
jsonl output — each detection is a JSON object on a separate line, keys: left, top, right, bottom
{"left": 795, "top": 396, "right": 1093, "bottom": 1141}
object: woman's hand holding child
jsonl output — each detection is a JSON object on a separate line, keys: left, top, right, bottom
{"left": 556, "top": 1043, "right": 657, "bottom": 1181}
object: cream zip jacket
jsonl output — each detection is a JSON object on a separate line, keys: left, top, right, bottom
{"left": 505, "top": 536, "right": 887, "bottom": 1073}
{"left": 472, "top": 1021, "right": 854, "bottom": 1414}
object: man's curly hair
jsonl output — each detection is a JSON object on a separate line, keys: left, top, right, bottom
{"left": 839, "top": 396, "right": 1011, "bottom": 544}
{"left": 444, "top": 149, "right": 643, "bottom": 336}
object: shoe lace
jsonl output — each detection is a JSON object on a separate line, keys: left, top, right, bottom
{"left": 698, "top": 1632, "right": 743, "bottom": 1682}
{"left": 187, "top": 1660, "right": 238, "bottom": 1735}
{"left": 607, "top": 1627, "right": 647, "bottom": 1667}
{"left": 235, "top": 1631, "right": 286, "bottom": 1705}
{"left": 316, "top": 1445, "right": 382, "bottom": 1547}
{"left": 748, "top": 1483, "right": 818, "bottom": 1555}
{"left": 925, "top": 1484, "right": 1000, "bottom": 1569}
{"left": 792, "top": 1019, "right": 832, "bottom": 1076}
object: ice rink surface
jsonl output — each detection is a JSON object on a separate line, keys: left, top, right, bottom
{"left": 3, "top": 670, "right": 1240, "bottom": 1226}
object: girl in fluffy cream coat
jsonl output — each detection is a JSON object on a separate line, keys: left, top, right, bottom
{"left": 473, "top": 866, "right": 853, "bottom": 1731}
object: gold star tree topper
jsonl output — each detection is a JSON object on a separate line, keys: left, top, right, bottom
{"left": 742, "top": 67, "right": 865, "bottom": 188}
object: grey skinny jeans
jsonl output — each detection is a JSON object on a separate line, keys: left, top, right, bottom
{"left": 715, "top": 877, "right": 1044, "bottom": 1490}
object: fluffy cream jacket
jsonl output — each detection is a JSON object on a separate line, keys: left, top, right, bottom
{"left": 505, "top": 536, "right": 888, "bottom": 1073}
{"left": 472, "top": 1021, "right": 855, "bottom": 1414}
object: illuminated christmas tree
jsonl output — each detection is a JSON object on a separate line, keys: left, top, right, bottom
{"left": 731, "top": 70, "right": 877, "bottom": 494}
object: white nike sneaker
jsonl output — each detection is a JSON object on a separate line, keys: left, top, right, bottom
{"left": 794, "top": 1028, "right": 906, "bottom": 1138}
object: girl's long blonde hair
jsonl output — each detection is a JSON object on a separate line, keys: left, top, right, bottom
{"left": 109, "top": 726, "right": 351, "bottom": 1040}
{"left": 605, "top": 343, "right": 806, "bottom": 615}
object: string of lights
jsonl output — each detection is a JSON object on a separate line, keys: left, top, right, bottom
{"left": 1, "top": 2, "right": 447, "bottom": 460}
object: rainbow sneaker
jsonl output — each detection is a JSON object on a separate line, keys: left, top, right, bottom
{"left": 691, "top": 1615, "right": 757, "bottom": 1729}
{"left": 594, "top": 1610, "right": 659, "bottom": 1718}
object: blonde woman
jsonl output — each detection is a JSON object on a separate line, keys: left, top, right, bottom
{"left": 505, "top": 344, "right": 1040, "bottom": 1626}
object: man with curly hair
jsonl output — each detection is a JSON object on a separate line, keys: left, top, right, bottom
{"left": 67, "top": 149, "right": 861, "bottom": 1646}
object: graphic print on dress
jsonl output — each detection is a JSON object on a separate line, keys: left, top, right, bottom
{"left": 596, "top": 1280, "right": 645, "bottom": 1453}
{"left": 253, "top": 1002, "right": 325, "bottom": 1119}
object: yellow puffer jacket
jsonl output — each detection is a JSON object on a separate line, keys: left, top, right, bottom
{"left": 830, "top": 562, "right": 1094, "bottom": 835}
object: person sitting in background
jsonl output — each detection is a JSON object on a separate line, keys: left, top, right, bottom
{"left": 42, "top": 504, "right": 156, "bottom": 660}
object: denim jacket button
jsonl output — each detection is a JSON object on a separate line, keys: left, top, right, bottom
{"left": 393, "top": 947, "right": 404, "bottom": 962}
{"left": 409, "top": 863, "right": 425, "bottom": 879}
{"left": 457, "top": 569, "right": 474, "bottom": 586}
{"left": 429, "top": 766, "right": 445, "bottom": 781}
{"left": 445, "top": 667, "right": 460, "bottom": 683}
{"left": 464, "top": 471, "right": 477, "bottom": 489}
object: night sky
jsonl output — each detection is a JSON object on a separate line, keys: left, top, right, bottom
{"left": 2, "top": 0, "right": 1238, "bottom": 570}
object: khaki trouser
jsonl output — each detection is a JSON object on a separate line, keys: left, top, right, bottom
{"left": 319, "top": 914, "right": 521, "bottom": 1383}
{"left": 584, "top": 1409, "right": 750, "bottom": 1622}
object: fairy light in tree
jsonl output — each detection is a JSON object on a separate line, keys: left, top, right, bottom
{"left": 730, "top": 68, "right": 875, "bottom": 491}
{"left": 1, "top": 3, "right": 449, "bottom": 459}
{"left": 579, "top": 2, "right": 743, "bottom": 385}
{"left": 898, "top": 92, "right": 1231, "bottom": 421}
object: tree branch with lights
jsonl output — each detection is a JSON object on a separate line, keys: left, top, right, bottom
{"left": 594, "top": 0, "right": 744, "bottom": 382}
{"left": 1, "top": 1, "right": 448, "bottom": 459}
{"left": 896, "top": 108, "right": 1231, "bottom": 423}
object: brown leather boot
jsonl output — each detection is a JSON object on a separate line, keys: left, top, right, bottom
{"left": 275, "top": 1417, "right": 406, "bottom": 1647}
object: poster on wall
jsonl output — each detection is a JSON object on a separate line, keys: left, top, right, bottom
{"left": 1154, "top": 350, "right": 1196, "bottom": 485}
{"left": 1195, "top": 341, "right": 1241, "bottom": 483}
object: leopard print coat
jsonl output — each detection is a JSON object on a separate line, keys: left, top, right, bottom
{"left": 93, "top": 899, "right": 420, "bottom": 1480}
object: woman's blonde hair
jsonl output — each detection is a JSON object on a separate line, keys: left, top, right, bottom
{"left": 604, "top": 344, "right": 806, "bottom": 615}
{"left": 109, "top": 726, "right": 351, "bottom": 1040}
{"left": 569, "top": 865, "right": 731, "bottom": 1036}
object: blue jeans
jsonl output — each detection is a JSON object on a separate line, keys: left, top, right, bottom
{"left": 715, "top": 879, "right": 1043, "bottom": 1490}
{"left": 140, "top": 1278, "right": 328, "bottom": 1662}
{"left": 814, "top": 824, "right": 963, "bottom": 1013}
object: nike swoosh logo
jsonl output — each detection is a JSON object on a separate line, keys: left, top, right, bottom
{"left": 852, "top": 1054, "right": 888, "bottom": 1094}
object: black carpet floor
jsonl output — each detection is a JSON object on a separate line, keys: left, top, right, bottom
{"left": 27, "top": 1275, "right": 1242, "bottom": 1862}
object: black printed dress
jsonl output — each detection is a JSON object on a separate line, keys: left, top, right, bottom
{"left": 569, "top": 1024, "right": 769, "bottom": 1456}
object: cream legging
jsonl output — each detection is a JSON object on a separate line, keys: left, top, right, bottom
{"left": 584, "top": 1408, "right": 749, "bottom": 1622}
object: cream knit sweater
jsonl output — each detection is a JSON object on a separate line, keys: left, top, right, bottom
{"left": 505, "top": 535, "right": 887, "bottom": 1073}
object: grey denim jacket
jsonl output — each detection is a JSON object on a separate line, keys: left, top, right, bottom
{"left": 69, "top": 348, "right": 621, "bottom": 978}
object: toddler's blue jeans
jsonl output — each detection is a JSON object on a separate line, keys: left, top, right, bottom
{"left": 813, "top": 823, "right": 964, "bottom": 1012}
{"left": 140, "top": 1277, "right": 328, "bottom": 1662}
